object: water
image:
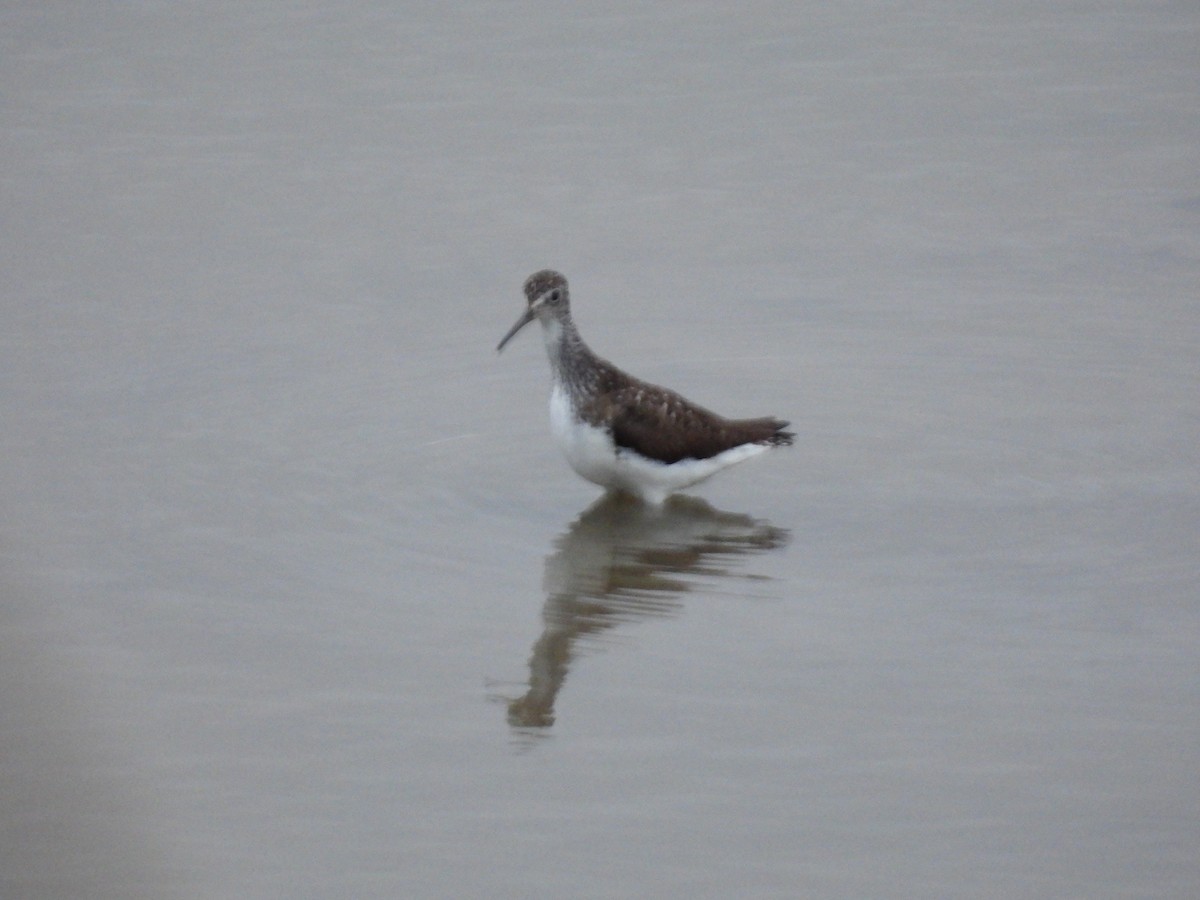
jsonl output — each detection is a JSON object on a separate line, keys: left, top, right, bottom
{"left": 2, "top": 3, "right": 1197, "bottom": 897}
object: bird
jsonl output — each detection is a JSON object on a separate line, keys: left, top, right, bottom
{"left": 497, "top": 270, "right": 792, "bottom": 504}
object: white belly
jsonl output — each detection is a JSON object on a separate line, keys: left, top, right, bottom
{"left": 549, "top": 384, "right": 767, "bottom": 503}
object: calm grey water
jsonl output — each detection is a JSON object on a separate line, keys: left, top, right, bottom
{"left": 3, "top": 4, "right": 1198, "bottom": 898}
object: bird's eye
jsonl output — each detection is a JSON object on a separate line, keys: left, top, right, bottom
{"left": 549, "top": 290, "right": 561, "bottom": 302}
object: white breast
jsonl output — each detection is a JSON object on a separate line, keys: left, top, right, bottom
{"left": 549, "top": 384, "right": 619, "bottom": 486}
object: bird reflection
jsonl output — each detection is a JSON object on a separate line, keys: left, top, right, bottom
{"left": 506, "top": 493, "right": 789, "bottom": 731}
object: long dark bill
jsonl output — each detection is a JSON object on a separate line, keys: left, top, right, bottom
{"left": 496, "top": 308, "right": 536, "bottom": 352}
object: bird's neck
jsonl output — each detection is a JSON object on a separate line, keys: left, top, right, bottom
{"left": 541, "top": 312, "right": 596, "bottom": 392}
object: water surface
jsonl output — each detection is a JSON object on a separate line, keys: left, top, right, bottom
{"left": 2, "top": 3, "right": 1197, "bottom": 898}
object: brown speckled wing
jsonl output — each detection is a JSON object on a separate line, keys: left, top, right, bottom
{"left": 581, "top": 366, "right": 793, "bottom": 464}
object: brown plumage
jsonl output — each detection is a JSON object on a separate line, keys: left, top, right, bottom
{"left": 580, "top": 360, "right": 793, "bottom": 465}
